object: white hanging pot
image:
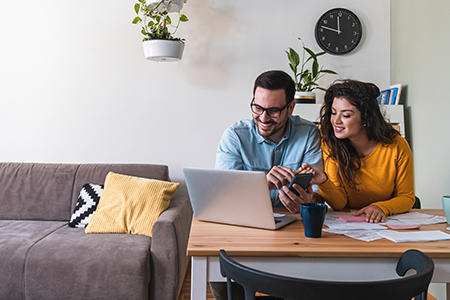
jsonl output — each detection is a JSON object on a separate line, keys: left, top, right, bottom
{"left": 142, "top": 40, "right": 185, "bottom": 62}
{"left": 295, "top": 91, "right": 316, "bottom": 104}
{"left": 147, "top": 0, "right": 184, "bottom": 13}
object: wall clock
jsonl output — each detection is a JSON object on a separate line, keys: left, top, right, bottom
{"left": 314, "top": 8, "right": 362, "bottom": 55}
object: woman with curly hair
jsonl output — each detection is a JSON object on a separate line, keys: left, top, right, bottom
{"left": 301, "top": 79, "right": 415, "bottom": 223}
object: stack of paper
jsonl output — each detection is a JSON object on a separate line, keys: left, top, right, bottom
{"left": 323, "top": 211, "right": 449, "bottom": 242}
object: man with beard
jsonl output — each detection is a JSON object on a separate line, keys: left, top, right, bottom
{"left": 216, "top": 70, "right": 323, "bottom": 212}
{"left": 211, "top": 70, "right": 323, "bottom": 300}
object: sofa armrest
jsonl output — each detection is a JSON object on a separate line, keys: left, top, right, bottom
{"left": 150, "top": 196, "right": 193, "bottom": 300}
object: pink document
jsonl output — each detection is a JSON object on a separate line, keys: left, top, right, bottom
{"left": 338, "top": 216, "right": 367, "bottom": 222}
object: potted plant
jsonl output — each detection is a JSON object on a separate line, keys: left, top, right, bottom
{"left": 285, "top": 38, "right": 338, "bottom": 103}
{"left": 132, "top": 0, "right": 188, "bottom": 61}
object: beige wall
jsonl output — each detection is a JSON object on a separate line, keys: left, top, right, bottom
{"left": 391, "top": 0, "right": 450, "bottom": 209}
{"left": 392, "top": 1, "right": 450, "bottom": 298}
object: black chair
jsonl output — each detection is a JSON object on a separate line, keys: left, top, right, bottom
{"left": 219, "top": 249, "right": 434, "bottom": 300}
{"left": 413, "top": 196, "right": 421, "bottom": 209}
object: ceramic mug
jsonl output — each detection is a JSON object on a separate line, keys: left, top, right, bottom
{"left": 300, "top": 203, "right": 328, "bottom": 238}
{"left": 442, "top": 196, "right": 450, "bottom": 224}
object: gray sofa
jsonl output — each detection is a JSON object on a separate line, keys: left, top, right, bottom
{"left": 0, "top": 162, "right": 193, "bottom": 300}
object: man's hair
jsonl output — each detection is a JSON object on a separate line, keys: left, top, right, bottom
{"left": 253, "top": 70, "right": 295, "bottom": 104}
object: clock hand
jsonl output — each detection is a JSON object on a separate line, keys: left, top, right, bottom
{"left": 321, "top": 26, "right": 342, "bottom": 34}
{"left": 337, "top": 16, "right": 340, "bottom": 34}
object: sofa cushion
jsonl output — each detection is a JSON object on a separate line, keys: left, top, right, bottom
{"left": 68, "top": 183, "right": 104, "bottom": 228}
{"left": 0, "top": 163, "right": 78, "bottom": 221}
{"left": 0, "top": 220, "right": 66, "bottom": 300}
{"left": 24, "top": 226, "right": 152, "bottom": 300}
{"left": 70, "top": 164, "right": 171, "bottom": 217}
{"left": 86, "top": 172, "right": 179, "bottom": 237}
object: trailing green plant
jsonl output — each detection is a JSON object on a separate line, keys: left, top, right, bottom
{"left": 132, "top": 0, "right": 188, "bottom": 42}
{"left": 286, "top": 38, "right": 338, "bottom": 92}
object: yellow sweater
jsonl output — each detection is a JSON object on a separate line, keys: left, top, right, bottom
{"left": 318, "top": 135, "right": 415, "bottom": 216}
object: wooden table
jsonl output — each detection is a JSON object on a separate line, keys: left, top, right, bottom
{"left": 187, "top": 209, "right": 450, "bottom": 300}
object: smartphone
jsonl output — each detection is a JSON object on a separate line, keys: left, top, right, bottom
{"left": 287, "top": 173, "right": 313, "bottom": 196}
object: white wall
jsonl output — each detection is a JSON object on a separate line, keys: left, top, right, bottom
{"left": 0, "top": 0, "right": 390, "bottom": 198}
{"left": 392, "top": 1, "right": 450, "bottom": 298}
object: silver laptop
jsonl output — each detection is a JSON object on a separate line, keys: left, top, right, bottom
{"left": 183, "top": 167, "right": 297, "bottom": 230}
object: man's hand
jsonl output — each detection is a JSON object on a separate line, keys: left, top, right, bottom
{"left": 278, "top": 183, "right": 314, "bottom": 213}
{"left": 353, "top": 205, "right": 386, "bottom": 223}
{"left": 266, "top": 165, "right": 295, "bottom": 190}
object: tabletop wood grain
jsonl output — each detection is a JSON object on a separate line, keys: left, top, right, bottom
{"left": 187, "top": 209, "right": 450, "bottom": 258}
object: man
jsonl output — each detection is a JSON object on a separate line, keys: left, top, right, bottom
{"left": 216, "top": 70, "right": 323, "bottom": 212}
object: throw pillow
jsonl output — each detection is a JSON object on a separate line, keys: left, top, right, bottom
{"left": 68, "top": 183, "right": 104, "bottom": 228}
{"left": 85, "top": 172, "right": 179, "bottom": 237}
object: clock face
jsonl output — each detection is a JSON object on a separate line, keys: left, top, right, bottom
{"left": 315, "top": 8, "right": 362, "bottom": 55}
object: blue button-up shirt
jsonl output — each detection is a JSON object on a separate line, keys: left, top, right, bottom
{"left": 215, "top": 115, "right": 323, "bottom": 207}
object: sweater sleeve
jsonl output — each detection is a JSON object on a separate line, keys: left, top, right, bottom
{"left": 371, "top": 137, "right": 415, "bottom": 215}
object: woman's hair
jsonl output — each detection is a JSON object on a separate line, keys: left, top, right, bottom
{"left": 319, "top": 79, "right": 399, "bottom": 189}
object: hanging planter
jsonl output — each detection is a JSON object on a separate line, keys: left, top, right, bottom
{"left": 142, "top": 40, "right": 185, "bottom": 62}
{"left": 132, "top": 0, "right": 188, "bottom": 62}
{"left": 147, "top": 0, "right": 184, "bottom": 12}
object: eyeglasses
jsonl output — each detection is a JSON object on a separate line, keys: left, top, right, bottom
{"left": 250, "top": 99, "right": 293, "bottom": 118}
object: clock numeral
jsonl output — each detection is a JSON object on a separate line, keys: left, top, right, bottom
{"left": 344, "top": 45, "right": 348, "bottom": 50}
{"left": 329, "top": 14, "right": 334, "bottom": 19}
{"left": 321, "top": 37, "right": 325, "bottom": 41}
{"left": 351, "top": 39, "right": 355, "bottom": 44}
{"left": 335, "top": 47, "right": 339, "bottom": 52}
{"left": 354, "top": 31, "right": 358, "bottom": 36}
{"left": 338, "top": 11, "right": 342, "bottom": 17}
{"left": 327, "top": 43, "right": 331, "bottom": 47}
{"left": 352, "top": 22, "right": 356, "bottom": 27}
{"left": 323, "top": 20, "right": 328, "bottom": 25}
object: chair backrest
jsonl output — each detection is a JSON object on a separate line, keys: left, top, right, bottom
{"left": 219, "top": 249, "right": 434, "bottom": 300}
{"left": 413, "top": 196, "right": 421, "bottom": 209}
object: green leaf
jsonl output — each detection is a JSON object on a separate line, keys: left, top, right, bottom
{"left": 132, "top": 16, "right": 142, "bottom": 24}
{"left": 312, "top": 61, "right": 319, "bottom": 78}
{"left": 134, "top": 3, "right": 140, "bottom": 14}
{"left": 320, "top": 69, "right": 338, "bottom": 75}
{"left": 166, "top": 15, "right": 172, "bottom": 25}
{"left": 288, "top": 48, "right": 300, "bottom": 67}
{"left": 180, "top": 14, "right": 189, "bottom": 22}
{"left": 304, "top": 47, "right": 317, "bottom": 60}
{"left": 315, "top": 51, "right": 328, "bottom": 57}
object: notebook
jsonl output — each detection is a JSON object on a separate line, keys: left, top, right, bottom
{"left": 183, "top": 167, "right": 297, "bottom": 230}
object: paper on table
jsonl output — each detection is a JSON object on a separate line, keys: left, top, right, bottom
{"left": 382, "top": 212, "right": 446, "bottom": 226}
{"left": 377, "top": 230, "right": 450, "bottom": 243}
{"left": 323, "top": 228, "right": 384, "bottom": 242}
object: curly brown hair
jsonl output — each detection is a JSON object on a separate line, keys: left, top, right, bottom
{"left": 319, "top": 79, "right": 399, "bottom": 189}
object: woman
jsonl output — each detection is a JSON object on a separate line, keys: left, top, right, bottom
{"left": 302, "top": 79, "right": 415, "bottom": 223}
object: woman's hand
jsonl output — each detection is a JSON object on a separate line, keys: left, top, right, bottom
{"left": 297, "top": 163, "right": 328, "bottom": 185}
{"left": 353, "top": 205, "right": 386, "bottom": 223}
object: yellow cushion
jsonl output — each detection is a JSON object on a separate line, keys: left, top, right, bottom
{"left": 85, "top": 172, "right": 179, "bottom": 237}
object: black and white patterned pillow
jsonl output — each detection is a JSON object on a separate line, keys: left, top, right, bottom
{"left": 68, "top": 183, "right": 104, "bottom": 228}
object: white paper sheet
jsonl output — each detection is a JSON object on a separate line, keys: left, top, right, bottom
{"left": 377, "top": 230, "right": 450, "bottom": 243}
{"left": 323, "top": 228, "right": 384, "bottom": 242}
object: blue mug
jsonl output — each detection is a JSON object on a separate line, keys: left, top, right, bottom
{"left": 300, "top": 203, "right": 328, "bottom": 238}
